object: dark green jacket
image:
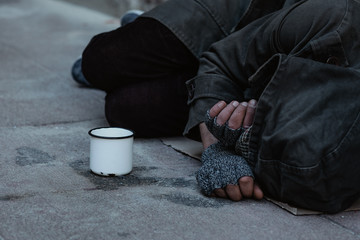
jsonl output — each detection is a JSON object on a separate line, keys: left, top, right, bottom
{"left": 142, "top": 0, "right": 294, "bottom": 58}
{"left": 147, "top": 0, "right": 360, "bottom": 213}
{"left": 143, "top": 0, "right": 298, "bottom": 138}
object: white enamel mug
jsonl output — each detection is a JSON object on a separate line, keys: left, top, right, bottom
{"left": 88, "top": 127, "right": 134, "bottom": 176}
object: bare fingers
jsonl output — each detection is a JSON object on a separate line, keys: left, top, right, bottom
{"left": 228, "top": 99, "right": 257, "bottom": 129}
{"left": 238, "top": 176, "right": 254, "bottom": 198}
{"left": 253, "top": 183, "right": 264, "bottom": 200}
{"left": 212, "top": 188, "right": 227, "bottom": 198}
{"left": 209, "top": 101, "right": 239, "bottom": 125}
{"left": 209, "top": 101, "right": 227, "bottom": 118}
{"left": 216, "top": 101, "right": 240, "bottom": 125}
{"left": 211, "top": 177, "right": 264, "bottom": 201}
{"left": 212, "top": 186, "right": 242, "bottom": 201}
{"left": 227, "top": 101, "right": 248, "bottom": 129}
{"left": 225, "top": 185, "right": 242, "bottom": 201}
{"left": 209, "top": 99, "right": 257, "bottom": 129}
{"left": 243, "top": 99, "right": 257, "bottom": 128}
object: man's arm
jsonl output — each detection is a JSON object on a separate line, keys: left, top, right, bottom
{"left": 184, "top": 12, "right": 282, "bottom": 142}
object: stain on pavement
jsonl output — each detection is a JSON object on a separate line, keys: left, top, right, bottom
{"left": 0, "top": 193, "right": 34, "bottom": 201}
{"left": 152, "top": 192, "right": 229, "bottom": 208}
{"left": 69, "top": 158, "right": 197, "bottom": 191}
{"left": 15, "top": 147, "right": 55, "bottom": 166}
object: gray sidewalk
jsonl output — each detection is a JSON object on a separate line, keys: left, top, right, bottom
{"left": 0, "top": 0, "right": 359, "bottom": 239}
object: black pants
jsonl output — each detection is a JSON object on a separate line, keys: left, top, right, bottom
{"left": 82, "top": 18, "right": 199, "bottom": 137}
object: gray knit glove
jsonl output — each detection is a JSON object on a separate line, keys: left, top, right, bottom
{"left": 205, "top": 110, "right": 245, "bottom": 148}
{"left": 196, "top": 142, "right": 254, "bottom": 196}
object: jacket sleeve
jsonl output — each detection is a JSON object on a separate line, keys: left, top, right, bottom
{"left": 183, "top": 12, "right": 282, "bottom": 139}
{"left": 184, "top": 0, "right": 316, "bottom": 138}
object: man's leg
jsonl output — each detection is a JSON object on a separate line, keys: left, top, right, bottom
{"left": 82, "top": 17, "right": 198, "bottom": 91}
{"left": 82, "top": 18, "right": 199, "bottom": 137}
{"left": 71, "top": 10, "right": 143, "bottom": 87}
{"left": 105, "top": 71, "right": 194, "bottom": 137}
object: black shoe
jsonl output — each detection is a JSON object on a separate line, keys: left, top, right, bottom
{"left": 120, "top": 10, "right": 144, "bottom": 26}
{"left": 71, "top": 10, "right": 143, "bottom": 87}
{"left": 71, "top": 57, "right": 92, "bottom": 87}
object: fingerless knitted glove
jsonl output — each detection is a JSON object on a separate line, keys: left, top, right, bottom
{"left": 205, "top": 110, "right": 246, "bottom": 148}
{"left": 196, "top": 142, "right": 254, "bottom": 196}
{"left": 205, "top": 110, "right": 252, "bottom": 159}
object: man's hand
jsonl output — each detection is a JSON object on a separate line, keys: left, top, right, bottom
{"left": 201, "top": 99, "right": 263, "bottom": 201}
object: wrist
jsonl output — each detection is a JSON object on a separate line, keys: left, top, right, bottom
{"left": 199, "top": 122, "right": 218, "bottom": 149}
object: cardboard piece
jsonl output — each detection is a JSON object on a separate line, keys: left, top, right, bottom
{"left": 161, "top": 136, "right": 360, "bottom": 215}
{"left": 266, "top": 197, "right": 360, "bottom": 215}
{"left": 161, "top": 137, "right": 203, "bottom": 160}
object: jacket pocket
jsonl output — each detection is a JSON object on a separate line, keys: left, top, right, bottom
{"left": 310, "top": 31, "right": 349, "bottom": 67}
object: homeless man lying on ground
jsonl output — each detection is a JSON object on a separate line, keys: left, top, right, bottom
{"left": 79, "top": 0, "right": 360, "bottom": 213}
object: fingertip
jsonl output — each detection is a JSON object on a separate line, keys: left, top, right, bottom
{"left": 238, "top": 176, "right": 254, "bottom": 198}
{"left": 232, "top": 101, "right": 240, "bottom": 108}
{"left": 217, "top": 101, "right": 226, "bottom": 108}
{"left": 215, "top": 100, "right": 239, "bottom": 125}
{"left": 213, "top": 188, "right": 228, "bottom": 198}
{"left": 209, "top": 101, "right": 226, "bottom": 117}
{"left": 241, "top": 101, "right": 248, "bottom": 107}
{"left": 243, "top": 100, "right": 257, "bottom": 128}
{"left": 253, "top": 183, "right": 264, "bottom": 200}
{"left": 225, "top": 185, "right": 242, "bottom": 201}
{"left": 249, "top": 99, "right": 257, "bottom": 108}
{"left": 227, "top": 102, "right": 248, "bottom": 129}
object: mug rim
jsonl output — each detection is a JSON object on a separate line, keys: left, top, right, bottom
{"left": 88, "top": 127, "right": 134, "bottom": 139}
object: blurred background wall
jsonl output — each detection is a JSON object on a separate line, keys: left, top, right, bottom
{"left": 57, "top": 0, "right": 167, "bottom": 17}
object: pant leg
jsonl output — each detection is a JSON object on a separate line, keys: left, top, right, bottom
{"left": 82, "top": 17, "right": 198, "bottom": 91}
{"left": 105, "top": 71, "right": 193, "bottom": 137}
{"left": 82, "top": 17, "right": 199, "bottom": 137}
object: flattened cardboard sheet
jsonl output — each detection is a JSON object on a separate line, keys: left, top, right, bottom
{"left": 266, "top": 197, "right": 360, "bottom": 215}
{"left": 161, "top": 137, "right": 203, "bottom": 160}
{"left": 161, "top": 136, "right": 360, "bottom": 215}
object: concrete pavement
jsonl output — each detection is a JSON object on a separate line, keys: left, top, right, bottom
{"left": 0, "top": 0, "right": 359, "bottom": 239}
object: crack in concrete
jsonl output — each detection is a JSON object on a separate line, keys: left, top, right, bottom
{"left": 321, "top": 215, "right": 360, "bottom": 238}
